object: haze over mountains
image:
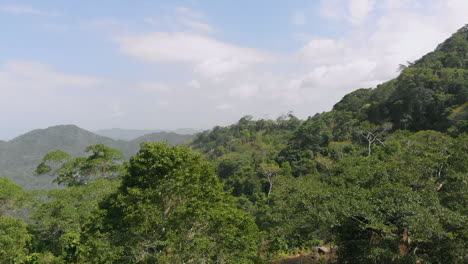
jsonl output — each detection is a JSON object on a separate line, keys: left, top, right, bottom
{"left": 0, "top": 125, "right": 194, "bottom": 190}
{"left": 94, "top": 128, "right": 202, "bottom": 141}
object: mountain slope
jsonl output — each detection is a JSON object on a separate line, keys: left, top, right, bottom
{"left": 0, "top": 125, "right": 194, "bottom": 190}
{"left": 187, "top": 27, "right": 468, "bottom": 262}
{"left": 191, "top": 24, "right": 468, "bottom": 185}
{"left": 276, "top": 25, "right": 468, "bottom": 176}
{"left": 362, "top": 25, "right": 467, "bottom": 132}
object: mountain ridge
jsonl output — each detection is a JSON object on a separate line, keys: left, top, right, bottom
{"left": 0, "top": 124, "right": 194, "bottom": 190}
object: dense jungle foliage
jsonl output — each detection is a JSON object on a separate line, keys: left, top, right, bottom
{"left": 0, "top": 25, "right": 467, "bottom": 263}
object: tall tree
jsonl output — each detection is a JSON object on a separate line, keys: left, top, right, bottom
{"left": 81, "top": 143, "right": 259, "bottom": 263}
{"left": 36, "top": 144, "right": 124, "bottom": 186}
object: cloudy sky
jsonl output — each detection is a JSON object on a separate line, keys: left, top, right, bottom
{"left": 0, "top": 0, "right": 466, "bottom": 139}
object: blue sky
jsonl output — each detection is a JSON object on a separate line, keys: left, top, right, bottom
{"left": 0, "top": 0, "right": 467, "bottom": 139}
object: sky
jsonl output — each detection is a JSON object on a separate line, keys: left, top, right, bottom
{"left": 0, "top": 0, "right": 467, "bottom": 140}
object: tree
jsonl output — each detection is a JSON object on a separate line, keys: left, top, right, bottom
{"left": 258, "top": 162, "right": 280, "bottom": 197}
{"left": 0, "top": 178, "right": 30, "bottom": 263}
{"left": 356, "top": 121, "right": 391, "bottom": 156}
{"left": 0, "top": 177, "right": 28, "bottom": 216}
{"left": 327, "top": 131, "right": 468, "bottom": 263}
{"left": 0, "top": 216, "right": 31, "bottom": 264}
{"left": 30, "top": 180, "right": 118, "bottom": 262}
{"left": 263, "top": 175, "right": 333, "bottom": 256}
{"left": 81, "top": 143, "right": 259, "bottom": 263}
{"left": 216, "top": 154, "right": 262, "bottom": 197}
{"left": 36, "top": 144, "right": 124, "bottom": 186}
{"left": 277, "top": 116, "right": 332, "bottom": 176}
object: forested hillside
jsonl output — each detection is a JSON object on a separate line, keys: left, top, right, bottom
{"left": 0, "top": 125, "right": 193, "bottom": 190}
{"left": 0, "top": 26, "right": 466, "bottom": 263}
{"left": 188, "top": 25, "right": 468, "bottom": 263}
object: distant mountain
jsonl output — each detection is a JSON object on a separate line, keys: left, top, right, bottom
{"left": 0, "top": 125, "right": 194, "bottom": 190}
{"left": 113, "top": 131, "right": 195, "bottom": 158}
{"left": 172, "top": 128, "right": 203, "bottom": 135}
{"left": 93, "top": 128, "right": 163, "bottom": 141}
{"left": 94, "top": 128, "right": 202, "bottom": 140}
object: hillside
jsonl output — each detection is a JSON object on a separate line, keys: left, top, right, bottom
{"left": 0, "top": 125, "right": 194, "bottom": 190}
{"left": 191, "top": 25, "right": 468, "bottom": 189}
{"left": 349, "top": 24, "right": 468, "bottom": 132}
{"left": 187, "top": 26, "right": 468, "bottom": 262}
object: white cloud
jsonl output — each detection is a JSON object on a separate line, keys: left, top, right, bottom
{"left": 1, "top": 5, "right": 57, "bottom": 16}
{"left": 113, "top": 0, "right": 467, "bottom": 129}
{"left": 292, "top": 11, "right": 306, "bottom": 26}
{"left": 444, "top": 0, "right": 468, "bottom": 25}
{"left": 287, "top": 0, "right": 468, "bottom": 114}
{"left": 117, "top": 32, "right": 274, "bottom": 79}
{"left": 298, "top": 38, "right": 350, "bottom": 65}
{"left": 193, "top": 57, "right": 248, "bottom": 80}
{"left": 348, "top": 0, "right": 375, "bottom": 25}
{"left": 0, "top": 61, "right": 116, "bottom": 138}
{"left": 4, "top": 0, "right": 460, "bottom": 139}
{"left": 0, "top": 61, "right": 105, "bottom": 92}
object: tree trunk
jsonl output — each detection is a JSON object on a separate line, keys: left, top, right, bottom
{"left": 267, "top": 180, "right": 272, "bottom": 197}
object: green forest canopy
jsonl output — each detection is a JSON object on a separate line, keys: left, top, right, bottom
{"left": 0, "top": 25, "right": 467, "bottom": 264}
